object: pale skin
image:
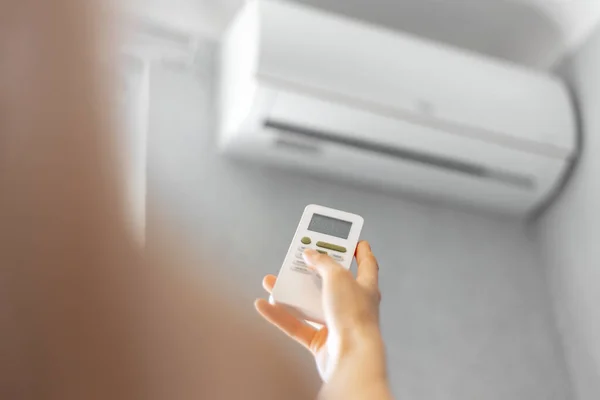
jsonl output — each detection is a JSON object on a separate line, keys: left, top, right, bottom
{"left": 256, "top": 245, "right": 394, "bottom": 399}
{"left": 0, "top": 0, "right": 393, "bottom": 399}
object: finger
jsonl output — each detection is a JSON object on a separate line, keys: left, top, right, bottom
{"left": 302, "top": 249, "right": 345, "bottom": 281}
{"left": 254, "top": 299, "right": 316, "bottom": 350}
{"left": 355, "top": 241, "right": 379, "bottom": 289}
{"left": 262, "top": 275, "right": 277, "bottom": 294}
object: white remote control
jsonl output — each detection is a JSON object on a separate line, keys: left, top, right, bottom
{"left": 271, "top": 204, "right": 364, "bottom": 324}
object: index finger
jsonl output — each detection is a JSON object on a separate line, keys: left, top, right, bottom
{"left": 355, "top": 241, "right": 379, "bottom": 289}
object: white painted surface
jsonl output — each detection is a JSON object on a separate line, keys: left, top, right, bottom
{"left": 125, "top": 0, "right": 240, "bottom": 39}
{"left": 126, "top": 0, "right": 600, "bottom": 68}
{"left": 535, "top": 24, "right": 600, "bottom": 400}
{"left": 119, "top": 56, "right": 149, "bottom": 244}
{"left": 145, "top": 48, "right": 572, "bottom": 399}
{"left": 292, "top": 0, "right": 600, "bottom": 68}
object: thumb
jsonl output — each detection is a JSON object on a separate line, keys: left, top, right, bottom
{"left": 303, "top": 249, "right": 345, "bottom": 281}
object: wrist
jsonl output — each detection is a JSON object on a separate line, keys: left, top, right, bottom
{"left": 319, "top": 376, "right": 392, "bottom": 400}
{"left": 338, "top": 325, "right": 388, "bottom": 378}
{"left": 320, "top": 342, "right": 392, "bottom": 400}
{"left": 340, "top": 322, "right": 385, "bottom": 355}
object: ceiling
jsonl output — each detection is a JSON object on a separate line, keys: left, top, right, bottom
{"left": 129, "top": 0, "right": 600, "bottom": 69}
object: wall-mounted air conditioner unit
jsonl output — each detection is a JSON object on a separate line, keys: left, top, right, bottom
{"left": 219, "top": 0, "right": 576, "bottom": 214}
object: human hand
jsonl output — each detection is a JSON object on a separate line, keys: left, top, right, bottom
{"left": 255, "top": 241, "right": 384, "bottom": 382}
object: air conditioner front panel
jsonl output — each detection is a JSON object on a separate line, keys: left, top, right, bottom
{"left": 265, "top": 88, "right": 564, "bottom": 195}
{"left": 219, "top": 0, "right": 577, "bottom": 215}
{"left": 220, "top": 86, "right": 568, "bottom": 214}
{"left": 257, "top": 0, "right": 575, "bottom": 152}
{"left": 223, "top": 128, "right": 565, "bottom": 214}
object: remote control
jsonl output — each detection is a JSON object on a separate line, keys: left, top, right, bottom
{"left": 271, "top": 204, "right": 364, "bottom": 324}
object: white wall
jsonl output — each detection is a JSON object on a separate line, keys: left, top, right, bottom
{"left": 535, "top": 24, "right": 600, "bottom": 400}
{"left": 145, "top": 51, "right": 572, "bottom": 399}
{"left": 120, "top": 56, "right": 150, "bottom": 244}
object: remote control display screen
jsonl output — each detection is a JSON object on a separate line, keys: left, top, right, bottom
{"left": 308, "top": 214, "right": 352, "bottom": 239}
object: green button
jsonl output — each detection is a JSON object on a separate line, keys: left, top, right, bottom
{"left": 317, "top": 250, "right": 327, "bottom": 254}
{"left": 301, "top": 237, "right": 312, "bottom": 245}
{"left": 316, "top": 241, "right": 347, "bottom": 253}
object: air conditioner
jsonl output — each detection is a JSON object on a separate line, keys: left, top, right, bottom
{"left": 218, "top": 0, "right": 576, "bottom": 214}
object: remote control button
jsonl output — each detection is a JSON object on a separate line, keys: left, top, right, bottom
{"left": 331, "top": 254, "right": 344, "bottom": 261}
{"left": 293, "top": 259, "right": 307, "bottom": 267}
{"left": 291, "top": 265, "right": 311, "bottom": 274}
{"left": 301, "top": 237, "right": 312, "bottom": 245}
{"left": 298, "top": 245, "right": 309, "bottom": 251}
{"left": 317, "top": 250, "right": 327, "bottom": 255}
{"left": 316, "top": 241, "right": 347, "bottom": 253}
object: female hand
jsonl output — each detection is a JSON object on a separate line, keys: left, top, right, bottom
{"left": 255, "top": 241, "right": 387, "bottom": 385}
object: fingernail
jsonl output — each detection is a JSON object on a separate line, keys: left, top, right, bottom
{"left": 303, "top": 249, "right": 318, "bottom": 265}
